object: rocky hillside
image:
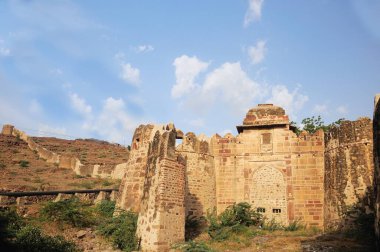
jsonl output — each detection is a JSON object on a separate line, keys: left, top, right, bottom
{"left": 0, "top": 134, "right": 120, "bottom": 192}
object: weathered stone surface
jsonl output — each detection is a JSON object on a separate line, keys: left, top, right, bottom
{"left": 324, "top": 118, "right": 374, "bottom": 230}
{"left": 1, "top": 124, "right": 14, "bottom": 135}
{"left": 374, "top": 94, "right": 380, "bottom": 244}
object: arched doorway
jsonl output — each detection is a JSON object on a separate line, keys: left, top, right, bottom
{"left": 250, "top": 166, "right": 287, "bottom": 224}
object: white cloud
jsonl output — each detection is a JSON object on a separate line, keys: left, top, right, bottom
{"left": 120, "top": 63, "right": 140, "bottom": 86}
{"left": 313, "top": 104, "right": 328, "bottom": 114}
{"left": 171, "top": 55, "right": 209, "bottom": 98}
{"left": 50, "top": 68, "right": 63, "bottom": 75}
{"left": 135, "top": 45, "right": 154, "bottom": 53}
{"left": 266, "top": 85, "right": 309, "bottom": 119}
{"left": 200, "top": 62, "right": 262, "bottom": 111}
{"left": 337, "top": 105, "right": 348, "bottom": 115}
{"left": 0, "top": 39, "right": 10, "bottom": 56}
{"left": 84, "top": 97, "right": 139, "bottom": 143}
{"left": 37, "top": 124, "right": 67, "bottom": 137}
{"left": 244, "top": 0, "right": 264, "bottom": 27}
{"left": 69, "top": 93, "right": 92, "bottom": 117}
{"left": 248, "top": 40, "right": 266, "bottom": 64}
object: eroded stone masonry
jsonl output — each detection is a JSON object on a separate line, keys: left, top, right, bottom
{"left": 374, "top": 94, "right": 380, "bottom": 245}
{"left": 116, "top": 103, "right": 380, "bottom": 252}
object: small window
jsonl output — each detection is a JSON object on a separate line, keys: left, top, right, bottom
{"left": 257, "top": 207, "right": 265, "bottom": 213}
{"left": 272, "top": 208, "right": 281, "bottom": 213}
{"left": 262, "top": 133, "right": 271, "bottom": 145}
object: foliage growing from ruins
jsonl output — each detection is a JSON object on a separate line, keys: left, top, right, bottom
{"left": 97, "top": 211, "right": 138, "bottom": 252}
{"left": 40, "top": 197, "right": 94, "bottom": 228}
{"left": 185, "top": 215, "right": 205, "bottom": 240}
{"left": 15, "top": 225, "right": 78, "bottom": 252}
{"left": 291, "top": 116, "right": 346, "bottom": 135}
{"left": 96, "top": 200, "right": 116, "bottom": 218}
{"left": 206, "top": 202, "right": 263, "bottom": 241}
{"left": 0, "top": 208, "right": 77, "bottom": 252}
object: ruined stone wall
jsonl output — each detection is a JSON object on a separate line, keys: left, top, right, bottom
{"left": 291, "top": 130, "right": 325, "bottom": 228}
{"left": 324, "top": 118, "right": 374, "bottom": 230}
{"left": 1, "top": 124, "right": 127, "bottom": 179}
{"left": 135, "top": 129, "right": 186, "bottom": 252}
{"left": 176, "top": 133, "right": 216, "bottom": 219}
{"left": 116, "top": 124, "right": 158, "bottom": 212}
{"left": 213, "top": 126, "right": 324, "bottom": 228}
{"left": 373, "top": 94, "right": 380, "bottom": 242}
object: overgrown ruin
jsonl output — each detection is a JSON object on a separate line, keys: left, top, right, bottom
{"left": 3, "top": 98, "right": 380, "bottom": 251}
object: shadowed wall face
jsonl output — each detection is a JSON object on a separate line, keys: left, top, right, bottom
{"left": 374, "top": 94, "right": 380, "bottom": 242}
{"left": 324, "top": 118, "right": 374, "bottom": 230}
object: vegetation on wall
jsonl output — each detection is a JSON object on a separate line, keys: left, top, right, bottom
{"left": 291, "top": 116, "right": 346, "bottom": 135}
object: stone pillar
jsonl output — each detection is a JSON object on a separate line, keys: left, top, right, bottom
{"left": 1, "top": 124, "right": 14, "bottom": 135}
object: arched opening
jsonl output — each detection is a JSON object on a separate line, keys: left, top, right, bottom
{"left": 250, "top": 166, "right": 287, "bottom": 224}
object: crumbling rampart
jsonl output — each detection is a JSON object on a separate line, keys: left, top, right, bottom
{"left": 176, "top": 132, "right": 216, "bottom": 219}
{"left": 374, "top": 94, "right": 380, "bottom": 243}
{"left": 324, "top": 118, "right": 374, "bottom": 230}
{"left": 1, "top": 124, "right": 127, "bottom": 179}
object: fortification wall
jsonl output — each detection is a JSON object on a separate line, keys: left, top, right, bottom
{"left": 1, "top": 124, "right": 127, "bottom": 179}
{"left": 374, "top": 94, "right": 380, "bottom": 243}
{"left": 290, "top": 130, "right": 325, "bottom": 228}
{"left": 176, "top": 132, "right": 216, "bottom": 219}
{"left": 324, "top": 118, "right": 374, "bottom": 230}
{"left": 136, "top": 130, "right": 185, "bottom": 251}
{"left": 212, "top": 126, "right": 324, "bottom": 228}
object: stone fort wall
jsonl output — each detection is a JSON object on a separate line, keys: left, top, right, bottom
{"left": 374, "top": 94, "right": 380, "bottom": 244}
{"left": 211, "top": 115, "right": 324, "bottom": 228}
{"left": 324, "top": 118, "right": 374, "bottom": 230}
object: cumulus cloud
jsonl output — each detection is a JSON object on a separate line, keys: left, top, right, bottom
{"left": 171, "top": 54, "right": 309, "bottom": 120}
{"left": 135, "top": 45, "right": 154, "bottom": 53}
{"left": 37, "top": 124, "right": 67, "bottom": 137}
{"left": 84, "top": 97, "right": 139, "bottom": 143}
{"left": 120, "top": 63, "right": 140, "bottom": 86}
{"left": 200, "top": 62, "right": 262, "bottom": 111}
{"left": 266, "top": 85, "right": 309, "bottom": 118}
{"left": 337, "top": 105, "right": 348, "bottom": 115}
{"left": 244, "top": 0, "right": 264, "bottom": 27}
{"left": 171, "top": 55, "right": 209, "bottom": 98}
{"left": 248, "top": 40, "right": 266, "bottom": 64}
{"left": 69, "top": 93, "right": 92, "bottom": 117}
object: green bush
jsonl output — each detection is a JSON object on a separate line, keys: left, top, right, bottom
{"left": 0, "top": 208, "right": 77, "bottom": 252}
{"left": 97, "top": 211, "right": 138, "bottom": 252}
{"left": 96, "top": 200, "right": 116, "bottom": 218}
{"left": 284, "top": 219, "right": 304, "bottom": 231}
{"left": 262, "top": 218, "right": 283, "bottom": 231}
{"left": 19, "top": 160, "right": 30, "bottom": 168}
{"left": 0, "top": 207, "right": 25, "bottom": 239}
{"left": 15, "top": 225, "right": 78, "bottom": 252}
{"left": 40, "top": 198, "right": 94, "bottom": 227}
{"left": 206, "top": 202, "right": 263, "bottom": 241}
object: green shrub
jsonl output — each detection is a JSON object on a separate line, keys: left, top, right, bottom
{"left": 15, "top": 225, "right": 77, "bottom": 252}
{"left": 97, "top": 211, "right": 138, "bottom": 251}
{"left": 19, "top": 160, "right": 30, "bottom": 168}
{"left": 40, "top": 198, "right": 94, "bottom": 227}
{"left": 206, "top": 202, "right": 263, "bottom": 241}
{"left": 97, "top": 200, "right": 116, "bottom": 218}
{"left": 284, "top": 219, "right": 304, "bottom": 231}
{"left": 174, "top": 240, "right": 213, "bottom": 252}
{"left": 262, "top": 218, "right": 283, "bottom": 231}
{"left": 102, "top": 180, "right": 113, "bottom": 186}
{"left": 0, "top": 208, "right": 25, "bottom": 239}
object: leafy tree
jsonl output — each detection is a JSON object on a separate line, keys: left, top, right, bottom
{"left": 291, "top": 116, "right": 346, "bottom": 135}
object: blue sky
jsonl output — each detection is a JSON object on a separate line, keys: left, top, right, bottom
{"left": 0, "top": 0, "right": 379, "bottom": 144}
